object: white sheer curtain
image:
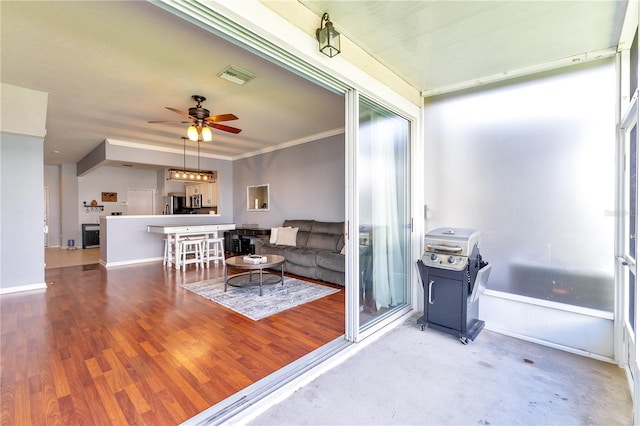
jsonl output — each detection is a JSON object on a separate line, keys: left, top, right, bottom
{"left": 364, "top": 112, "right": 408, "bottom": 309}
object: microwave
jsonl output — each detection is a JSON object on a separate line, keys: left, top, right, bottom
{"left": 190, "top": 194, "right": 202, "bottom": 209}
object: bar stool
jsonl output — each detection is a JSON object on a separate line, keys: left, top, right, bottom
{"left": 205, "top": 237, "right": 225, "bottom": 268}
{"left": 179, "top": 237, "right": 205, "bottom": 271}
{"left": 163, "top": 234, "right": 177, "bottom": 268}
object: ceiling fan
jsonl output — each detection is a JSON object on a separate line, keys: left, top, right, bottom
{"left": 148, "top": 95, "right": 241, "bottom": 141}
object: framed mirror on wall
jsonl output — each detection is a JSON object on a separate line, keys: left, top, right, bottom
{"left": 247, "top": 184, "right": 269, "bottom": 211}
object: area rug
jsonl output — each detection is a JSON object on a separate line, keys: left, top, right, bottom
{"left": 182, "top": 276, "right": 340, "bottom": 320}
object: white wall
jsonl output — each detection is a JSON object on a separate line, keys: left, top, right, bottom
{"left": 424, "top": 60, "right": 615, "bottom": 311}
{"left": 0, "top": 83, "right": 47, "bottom": 138}
{"left": 423, "top": 60, "right": 616, "bottom": 356}
{"left": 0, "top": 84, "right": 47, "bottom": 292}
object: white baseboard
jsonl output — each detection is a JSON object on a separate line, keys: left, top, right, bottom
{"left": 0, "top": 282, "right": 47, "bottom": 294}
{"left": 102, "top": 257, "right": 162, "bottom": 269}
{"left": 484, "top": 324, "right": 615, "bottom": 363}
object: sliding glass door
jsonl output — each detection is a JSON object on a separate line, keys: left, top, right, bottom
{"left": 357, "top": 96, "right": 411, "bottom": 329}
{"left": 619, "top": 89, "right": 639, "bottom": 391}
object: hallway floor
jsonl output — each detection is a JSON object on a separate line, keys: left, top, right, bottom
{"left": 249, "top": 315, "right": 631, "bottom": 425}
{"left": 45, "top": 247, "right": 99, "bottom": 269}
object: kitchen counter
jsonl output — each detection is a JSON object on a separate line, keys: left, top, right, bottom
{"left": 99, "top": 215, "right": 234, "bottom": 268}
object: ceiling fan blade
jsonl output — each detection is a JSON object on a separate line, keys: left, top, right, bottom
{"left": 211, "top": 123, "right": 242, "bottom": 134}
{"left": 205, "top": 113, "right": 238, "bottom": 123}
{"left": 165, "top": 106, "right": 195, "bottom": 119}
{"left": 147, "top": 120, "right": 192, "bottom": 124}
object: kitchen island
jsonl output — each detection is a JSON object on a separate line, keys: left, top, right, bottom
{"left": 99, "top": 215, "right": 235, "bottom": 268}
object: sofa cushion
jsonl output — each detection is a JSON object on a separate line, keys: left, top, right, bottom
{"left": 310, "top": 221, "right": 345, "bottom": 251}
{"left": 283, "top": 220, "right": 314, "bottom": 232}
{"left": 283, "top": 220, "right": 313, "bottom": 247}
{"left": 269, "top": 227, "right": 279, "bottom": 244}
{"left": 306, "top": 232, "right": 341, "bottom": 251}
{"left": 316, "top": 251, "right": 345, "bottom": 273}
{"left": 255, "top": 242, "right": 287, "bottom": 258}
{"left": 311, "top": 221, "right": 344, "bottom": 235}
{"left": 284, "top": 247, "right": 321, "bottom": 268}
{"left": 276, "top": 227, "right": 298, "bottom": 246}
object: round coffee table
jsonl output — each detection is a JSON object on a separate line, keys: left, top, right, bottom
{"left": 224, "top": 254, "right": 285, "bottom": 296}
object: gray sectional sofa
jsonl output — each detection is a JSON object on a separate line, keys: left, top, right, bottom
{"left": 254, "top": 219, "right": 345, "bottom": 286}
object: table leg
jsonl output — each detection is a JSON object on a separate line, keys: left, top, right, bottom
{"left": 281, "top": 263, "right": 284, "bottom": 286}
{"left": 259, "top": 268, "right": 263, "bottom": 296}
{"left": 174, "top": 236, "right": 181, "bottom": 270}
{"left": 224, "top": 262, "right": 228, "bottom": 292}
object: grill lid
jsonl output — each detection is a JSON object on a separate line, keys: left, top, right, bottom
{"left": 425, "top": 227, "right": 480, "bottom": 257}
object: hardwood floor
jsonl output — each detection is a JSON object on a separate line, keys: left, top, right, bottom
{"left": 45, "top": 247, "right": 100, "bottom": 269}
{"left": 0, "top": 262, "right": 345, "bottom": 425}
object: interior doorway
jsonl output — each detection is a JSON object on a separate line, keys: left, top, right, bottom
{"left": 127, "top": 188, "right": 155, "bottom": 215}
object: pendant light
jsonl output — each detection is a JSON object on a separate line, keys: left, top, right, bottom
{"left": 167, "top": 137, "right": 216, "bottom": 182}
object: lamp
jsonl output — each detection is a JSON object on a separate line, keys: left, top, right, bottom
{"left": 168, "top": 137, "right": 216, "bottom": 181}
{"left": 316, "top": 12, "right": 340, "bottom": 58}
{"left": 187, "top": 125, "right": 198, "bottom": 141}
{"left": 201, "top": 126, "right": 212, "bottom": 142}
{"left": 187, "top": 124, "right": 213, "bottom": 142}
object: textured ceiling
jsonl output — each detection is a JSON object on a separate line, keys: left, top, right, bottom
{"left": 1, "top": 1, "right": 344, "bottom": 165}
{"left": 1, "top": 1, "right": 629, "bottom": 167}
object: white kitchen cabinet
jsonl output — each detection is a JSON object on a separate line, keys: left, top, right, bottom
{"left": 185, "top": 182, "right": 218, "bottom": 208}
{"left": 185, "top": 184, "right": 196, "bottom": 207}
{"left": 201, "top": 182, "right": 218, "bottom": 207}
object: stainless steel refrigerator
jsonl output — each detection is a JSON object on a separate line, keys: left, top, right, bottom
{"left": 162, "top": 193, "right": 188, "bottom": 214}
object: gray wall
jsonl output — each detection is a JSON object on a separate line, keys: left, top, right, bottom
{"left": 78, "top": 166, "right": 158, "bottom": 220}
{"left": 44, "top": 165, "right": 61, "bottom": 247}
{"left": 60, "top": 164, "right": 79, "bottom": 246}
{"left": 233, "top": 134, "right": 345, "bottom": 228}
{"left": 0, "top": 133, "right": 45, "bottom": 290}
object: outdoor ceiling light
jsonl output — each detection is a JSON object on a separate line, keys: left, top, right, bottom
{"left": 316, "top": 13, "right": 340, "bottom": 58}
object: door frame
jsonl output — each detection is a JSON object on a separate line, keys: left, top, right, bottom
{"left": 44, "top": 186, "right": 50, "bottom": 247}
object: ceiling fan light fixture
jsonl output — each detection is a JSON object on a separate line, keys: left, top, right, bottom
{"left": 201, "top": 126, "right": 213, "bottom": 142}
{"left": 187, "top": 125, "right": 199, "bottom": 141}
{"left": 316, "top": 13, "right": 340, "bottom": 58}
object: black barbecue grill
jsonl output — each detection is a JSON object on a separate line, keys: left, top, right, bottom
{"left": 417, "top": 227, "right": 492, "bottom": 344}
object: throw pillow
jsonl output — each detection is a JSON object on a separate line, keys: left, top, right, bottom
{"left": 270, "top": 227, "right": 279, "bottom": 244}
{"left": 276, "top": 227, "right": 298, "bottom": 246}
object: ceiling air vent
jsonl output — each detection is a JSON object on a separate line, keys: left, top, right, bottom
{"left": 217, "top": 65, "right": 256, "bottom": 85}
